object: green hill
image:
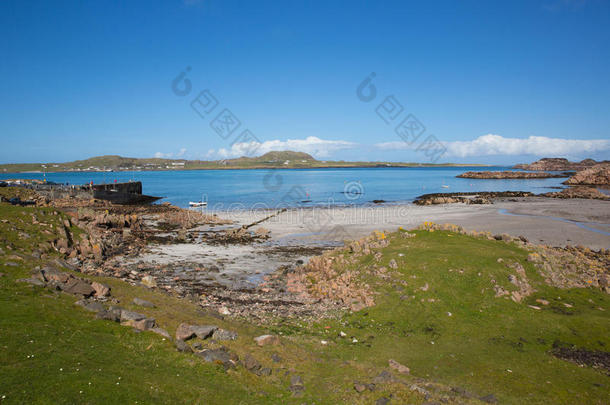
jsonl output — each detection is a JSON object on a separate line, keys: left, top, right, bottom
{"left": 253, "top": 151, "right": 316, "bottom": 162}
{"left": 0, "top": 151, "right": 482, "bottom": 173}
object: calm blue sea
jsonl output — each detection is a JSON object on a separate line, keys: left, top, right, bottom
{"left": 0, "top": 167, "right": 567, "bottom": 209}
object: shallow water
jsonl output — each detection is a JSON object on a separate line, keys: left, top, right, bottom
{"left": 497, "top": 208, "right": 610, "bottom": 236}
{"left": 0, "top": 167, "right": 568, "bottom": 208}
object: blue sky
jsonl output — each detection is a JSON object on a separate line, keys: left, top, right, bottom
{"left": 1, "top": 0, "right": 609, "bottom": 164}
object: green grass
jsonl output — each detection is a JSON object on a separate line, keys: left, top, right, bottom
{"left": 0, "top": 204, "right": 428, "bottom": 404}
{"left": 307, "top": 229, "right": 610, "bottom": 404}
{"left": 1, "top": 203, "right": 608, "bottom": 404}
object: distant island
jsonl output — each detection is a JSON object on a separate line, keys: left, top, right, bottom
{"left": 457, "top": 171, "right": 570, "bottom": 179}
{"left": 455, "top": 158, "right": 610, "bottom": 185}
{"left": 0, "top": 151, "right": 486, "bottom": 173}
{"left": 513, "top": 157, "right": 607, "bottom": 171}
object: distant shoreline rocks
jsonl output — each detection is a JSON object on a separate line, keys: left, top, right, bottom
{"left": 514, "top": 158, "right": 605, "bottom": 171}
{"left": 414, "top": 187, "right": 609, "bottom": 205}
{"left": 457, "top": 171, "right": 569, "bottom": 179}
{"left": 563, "top": 163, "right": 610, "bottom": 186}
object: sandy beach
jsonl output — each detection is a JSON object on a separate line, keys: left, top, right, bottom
{"left": 116, "top": 198, "right": 609, "bottom": 292}
{"left": 221, "top": 197, "right": 610, "bottom": 250}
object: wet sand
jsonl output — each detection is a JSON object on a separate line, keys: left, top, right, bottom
{"left": 220, "top": 197, "right": 610, "bottom": 250}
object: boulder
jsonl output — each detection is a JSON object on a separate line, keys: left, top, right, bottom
{"left": 254, "top": 334, "right": 280, "bottom": 346}
{"left": 410, "top": 384, "right": 430, "bottom": 397}
{"left": 196, "top": 348, "right": 238, "bottom": 370}
{"left": 243, "top": 354, "right": 261, "bottom": 372}
{"left": 41, "top": 266, "right": 70, "bottom": 283}
{"left": 151, "top": 327, "right": 171, "bottom": 339}
{"left": 91, "top": 282, "right": 111, "bottom": 297}
{"left": 175, "top": 339, "right": 193, "bottom": 353}
{"left": 120, "top": 310, "right": 147, "bottom": 322}
{"left": 62, "top": 278, "right": 95, "bottom": 297}
{"left": 96, "top": 309, "right": 121, "bottom": 322}
{"left": 91, "top": 244, "right": 103, "bottom": 261}
{"left": 388, "top": 359, "right": 410, "bottom": 375}
{"left": 75, "top": 299, "right": 105, "bottom": 313}
{"left": 254, "top": 227, "right": 270, "bottom": 238}
{"left": 212, "top": 329, "right": 238, "bottom": 341}
{"left": 16, "top": 278, "right": 45, "bottom": 287}
{"left": 53, "top": 258, "right": 78, "bottom": 272}
{"left": 175, "top": 323, "right": 196, "bottom": 341}
{"left": 191, "top": 325, "right": 217, "bottom": 339}
{"left": 123, "top": 318, "right": 155, "bottom": 331}
{"left": 133, "top": 298, "right": 155, "bottom": 308}
{"left": 354, "top": 382, "right": 367, "bottom": 393}
{"left": 141, "top": 275, "right": 157, "bottom": 288}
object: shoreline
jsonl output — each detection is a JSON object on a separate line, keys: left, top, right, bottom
{"left": 212, "top": 197, "right": 610, "bottom": 250}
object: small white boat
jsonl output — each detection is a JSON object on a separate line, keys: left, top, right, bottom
{"left": 189, "top": 201, "right": 207, "bottom": 207}
{"left": 441, "top": 185, "right": 450, "bottom": 188}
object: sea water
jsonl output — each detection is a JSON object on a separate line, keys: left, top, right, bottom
{"left": 0, "top": 167, "right": 567, "bottom": 209}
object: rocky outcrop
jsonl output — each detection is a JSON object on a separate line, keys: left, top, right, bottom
{"left": 563, "top": 163, "right": 610, "bottom": 186}
{"left": 542, "top": 186, "right": 610, "bottom": 200}
{"left": 457, "top": 171, "right": 567, "bottom": 179}
{"left": 413, "top": 191, "right": 532, "bottom": 205}
{"left": 514, "top": 158, "right": 604, "bottom": 171}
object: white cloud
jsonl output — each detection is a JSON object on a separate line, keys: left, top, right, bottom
{"left": 375, "top": 134, "right": 610, "bottom": 158}
{"left": 446, "top": 134, "right": 609, "bottom": 157}
{"left": 207, "top": 136, "right": 357, "bottom": 159}
{"left": 375, "top": 141, "right": 413, "bottom": 150}
{"left": 154, "top": 148, "right": 187, "bottom": 159}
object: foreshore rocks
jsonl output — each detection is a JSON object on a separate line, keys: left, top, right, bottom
{"left": 514, "top": 158, "right": 604, "bottom": 171}
{"left": 457, "top": 171, "right": 567, "bottom": 179}
{"left": 563, "top": 163, "right": 610, "bottom": 186}
{"left": 542, "top": 186, "right": 610, "bottom": 200}
{"left": 413, "top": 191, "right": 533, "bottom": 205}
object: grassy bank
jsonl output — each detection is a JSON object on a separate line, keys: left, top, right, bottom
{"left": 301, "top": 228, "right": 609, "bottom": 404}
{"left": 0, "top": 202, "right": 608, "bottom": 404}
